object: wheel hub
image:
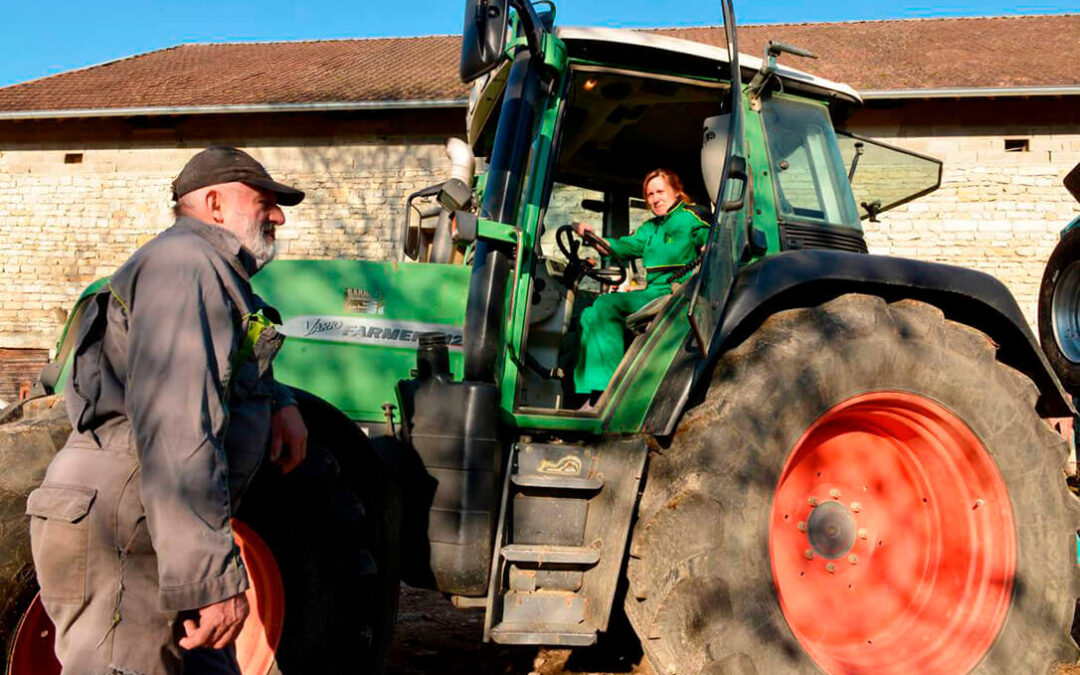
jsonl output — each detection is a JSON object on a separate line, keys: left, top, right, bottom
{"left": 806, "top": 500, "right": 855, "bottom": 559}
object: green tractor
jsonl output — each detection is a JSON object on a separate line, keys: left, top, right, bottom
{"left": 4, "top": 1, "right": 1080, "bottom": 673}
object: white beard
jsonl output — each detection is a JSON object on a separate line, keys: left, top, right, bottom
{"left": 240, "top": 218, "right": 277, "bottom": 270}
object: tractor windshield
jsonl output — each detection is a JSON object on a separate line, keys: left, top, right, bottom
{"left": 760, "top": 95, "right": 860, "bottom": 228}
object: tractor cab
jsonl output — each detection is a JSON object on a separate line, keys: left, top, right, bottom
{"left": 447, "top": 24, "right": 878, "bottom": 423}
{"left": 395, "top": 19, "right": 948, "bottom": 424}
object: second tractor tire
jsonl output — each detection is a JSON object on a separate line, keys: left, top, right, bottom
{"left": 1038, "top": 225, "right": 1080, "bottom": 396}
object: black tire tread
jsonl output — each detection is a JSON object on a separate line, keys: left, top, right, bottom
{"left": 0, "top": 400, "right": 69, "bottom": 668}
{"left": 626, "top": 294, "right": 1079, "bottom": 675}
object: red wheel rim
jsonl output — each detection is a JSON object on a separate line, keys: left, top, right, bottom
{"left": 7, "top": 593, "right": 60, "bottom": 675}
{"left": 232, "top": 519, "right": 285, "bottom": 675}
{"left": 8, "top": 521, "right": 284, "bottom": 675}
{"left": 770, "top": 392, "right": 1015, "bottom": 675}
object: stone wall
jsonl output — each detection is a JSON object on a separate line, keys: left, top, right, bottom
{"left": 848, "top": 97, "right": 1080, "bottom": 329}
{"left": 1, "top": 99, "right": 1079, "bottom": 356}
{"left": 0, "top": 110, "right": 461, "bottom": 351}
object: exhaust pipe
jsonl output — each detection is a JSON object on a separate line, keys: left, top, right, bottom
{"left": 446, "top": 138, "right": 476, "bottom": 186}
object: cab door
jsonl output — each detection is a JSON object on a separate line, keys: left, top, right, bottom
{"left": 687, "top": 0, "right": 752, "bottom": 358}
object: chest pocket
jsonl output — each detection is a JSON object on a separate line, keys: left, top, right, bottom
{"left": 226, "top": 309, "right": 285, "bottom": 402}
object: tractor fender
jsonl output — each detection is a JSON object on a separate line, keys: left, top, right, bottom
{"left": 644, "top": 250, "right": 1073, "bottom": 436}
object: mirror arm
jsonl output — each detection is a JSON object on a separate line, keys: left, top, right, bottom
{"left": 507, "top": 0, "right": 546, "bottom": 63}
{"left": 403, "top": 183, "right": 446, "bottom": 260}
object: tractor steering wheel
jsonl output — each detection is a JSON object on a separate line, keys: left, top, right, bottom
{"left": 555, "top": 224, "right": 627, "bottom": 287}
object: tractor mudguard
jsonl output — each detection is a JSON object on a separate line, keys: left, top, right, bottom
{"left": 643, "top": 249, "right": 1073, "bottom": 436}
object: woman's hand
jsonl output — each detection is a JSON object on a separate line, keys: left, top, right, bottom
{"left": 573, "top": 221, "right": 594, "bottom": 237}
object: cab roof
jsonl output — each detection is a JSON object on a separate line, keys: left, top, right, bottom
{"left": 556, "top": 26, "right": 862, "bottom": 106}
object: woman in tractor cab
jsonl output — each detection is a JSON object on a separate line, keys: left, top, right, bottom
{"left": 573, "top": 168, "right": 710, "bottom": 407}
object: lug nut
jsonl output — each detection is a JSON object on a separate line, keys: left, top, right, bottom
{"left": 858, "top": 528, "right": 868, "bottom": 540}
{"left": 829, "top": 488, "right": 841, "bottom": 499}
{"left": 808, "top": 497, "right": 818, "bottom": 507}
{"left": 826, "top": 563, "right": 836, "bottom": 574}
{"left": 848, "top": 554, "right": 858, "bottom": 565}
{"left": 851, "top": 502, "right": 862, "bottom": 513}
{"left": 804, "top": 549, "right": 814, "bottom": 560}
{"left": 797, "top": 521, "right": 807, "bottom": 532}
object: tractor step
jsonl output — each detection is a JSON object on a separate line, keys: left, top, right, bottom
{"left": 510, "top": 474, "right": 603, "bottom": 491}
{"left": 501, "top": 544, "right": 601, "bottom": 565}
{"left": 483, "top": 438, "right": 649, "bottom": 646}
{"left": 489, "top": 622, "right": 597, "bottom": 646}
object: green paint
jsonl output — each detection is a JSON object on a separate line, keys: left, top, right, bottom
{"left": 745, "top": 100, "right": 782, "bottom": 259}
{"left": 605, "top": 295, "right": 691, "bottom": 432}
{"left": 499, "top": 56, "right": 569, "bottom": 421}
{"left": 475, "top": 218, "right": 520, "bottom": 244}
{"left": 51, "top": 277, "right": 110, "bottom": 391}
{"left": 252, "top": 260, "right": 471, "bottom": 423}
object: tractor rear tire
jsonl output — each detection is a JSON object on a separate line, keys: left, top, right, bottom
{"left": 625, "top": 294, "right": 1080, "bottom": 675}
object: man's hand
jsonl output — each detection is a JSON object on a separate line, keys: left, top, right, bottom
{"left": 271, "top": 404, "right": 308, "bottom": 474}
{"left": 178, "top": 592, "right": 249, "bottom": 651}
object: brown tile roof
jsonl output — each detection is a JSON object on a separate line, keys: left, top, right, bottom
{"left": 661, "top": 14, "right": 1080, "bottom": 91}
{"left": 0, "top": 14, "right": 1076, "bottom": 115}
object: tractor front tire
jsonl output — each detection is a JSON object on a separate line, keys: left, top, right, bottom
{"left": 625, "top": 294, "right": 1079, "bottom": 675}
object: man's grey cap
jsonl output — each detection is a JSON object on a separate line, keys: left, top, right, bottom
{"left": 171, "top": 146, "right": 305, "bottom": 206}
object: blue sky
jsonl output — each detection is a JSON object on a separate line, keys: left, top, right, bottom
{"left": 2, "top": 0, "right": 1077, "bottom": 88}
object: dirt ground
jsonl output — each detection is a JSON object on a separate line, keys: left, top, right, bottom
{"left": 385, "top": 586, "right": 655, "bottom": 675}
{"left": 385, "top": 586, "right": 1080, "bottom": 675}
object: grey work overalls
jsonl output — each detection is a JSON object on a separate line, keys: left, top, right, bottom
{"left": 27, "top": 218, "right": 292, "bottom": 675}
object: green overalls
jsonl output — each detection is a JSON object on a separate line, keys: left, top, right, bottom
{"left": 573, "top": 201, "right": 710, "bottom": 394}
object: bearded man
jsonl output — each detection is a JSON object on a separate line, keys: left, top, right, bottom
{"left": 27, "top": 146, "right": 308, "bottom": 675}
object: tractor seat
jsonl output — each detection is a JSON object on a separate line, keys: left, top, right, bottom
{"left": 626, "top": 294, "right": 672, "bottom": 333}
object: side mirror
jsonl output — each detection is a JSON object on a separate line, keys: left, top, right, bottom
{"left": 460, "top": 0, "right": 509, "bottom": 83}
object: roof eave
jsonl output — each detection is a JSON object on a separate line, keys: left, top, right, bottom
{"left": 860, "top": 85, "right": 1080, "bottom": 99}
{"left": 0, "top": 98, "right": 469, "bottom": 121}
{"left": 3, "top": 85, "right": 1078, "bottom": 121}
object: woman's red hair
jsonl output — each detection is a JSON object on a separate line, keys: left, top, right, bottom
{"left": 642, "top": 168, "right": 692, "bottom": 205}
